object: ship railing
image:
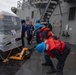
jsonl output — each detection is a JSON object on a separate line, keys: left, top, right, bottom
{"left": 17, "top": 0, "right": 23, "bottom": 9}
{"left": 31, "top": 0, "right": 48, "bottom": 4}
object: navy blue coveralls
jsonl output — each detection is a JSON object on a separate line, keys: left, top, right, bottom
{"left": 21, "top": 24, "right": 26, "bottom": 47}
{"left": 25, "top": 24, "right": 34, "bottom": 44}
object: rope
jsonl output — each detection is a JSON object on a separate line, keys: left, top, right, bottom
{"left": 12, "top": 43, "right": 22, "bottom": 51}
{"left": 0, "top": 55, "right": 4, "bottom": 60}
{"left": 2, "top": 49, "right": 13, "bottom": 62}
{"left": 5, "top": 42, "right": 22, "bottom": 59}
{"left": 1, "top": 42, "right": 22, "bottom": 62}
{"left": 6, "top": 49, "right": 13, "bottom": 59}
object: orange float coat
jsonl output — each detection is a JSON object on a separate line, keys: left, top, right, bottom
{"left": 39, "top": 26, "right": 53, "bottom": 41}
{"left": 45, "top": 38, "right": 65, "bottom": 58}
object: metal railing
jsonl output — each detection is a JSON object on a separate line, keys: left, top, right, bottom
{"left": 29, "top": 0, "right": 48, "bottom": 3}
{"left": 40, "top": 0, "right": 51, "bottom": 20}
{"left": 17, "top": 0, "right": 23, "bottom": 9}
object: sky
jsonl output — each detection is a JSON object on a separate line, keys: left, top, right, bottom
{"left": 0, "top": 0, "right": 19, "bottom": 14}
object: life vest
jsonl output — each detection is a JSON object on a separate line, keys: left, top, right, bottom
{"left": 45, "top": 38, "right": 65, "bottom": 58}
{"left": 39, "top": 26, "right": 52, "bottom": 41}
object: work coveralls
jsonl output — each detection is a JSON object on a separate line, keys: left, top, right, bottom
{"left": 45, "top": 38, "right": 70, "bottom": 75}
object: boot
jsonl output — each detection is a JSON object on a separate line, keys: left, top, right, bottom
{"left": 42, "top": 62, "right": 50, "bottom": 66}
{"left": 56, "top": 72, "right": 63, "bottom": 75}
{"left": 46, "top": 68, "right": 56, "bottom": 74}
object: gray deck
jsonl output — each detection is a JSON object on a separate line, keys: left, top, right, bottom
{"left": 0, "top": 37, "right": 76, "bottom": 75}
{"left": 15, "top": 44, "right": 76, "bottom": 75}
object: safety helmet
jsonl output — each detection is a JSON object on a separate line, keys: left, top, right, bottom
{"left": 36, "top": 20, "right": 40, "bottom": 23}
{"left": 35, "top": 23, "right": 43, "bottom": 30}
{"left": 36, "top": 42, "right": 46, "bottom": 53}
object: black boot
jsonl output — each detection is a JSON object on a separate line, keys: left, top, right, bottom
{"left": 42, "top": 62, "right": 50, "bottom": 66}
{"left": 56, "top": 72, "right": 63, "bottom": 75}
{"left": 46, "top": 68, "right": 56, "bottom": 74}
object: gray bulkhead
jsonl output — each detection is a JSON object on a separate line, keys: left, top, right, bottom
{"left": 50, "top": 0, "right": 76, "bottom": 45}
{"left": 16, "top": 2, "right": 41, "bottom": 23}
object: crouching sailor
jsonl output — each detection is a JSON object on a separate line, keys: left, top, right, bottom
{"left": 36, "top": 37, "right": 70, "bottom": 75}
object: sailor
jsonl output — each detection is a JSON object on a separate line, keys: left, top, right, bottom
{"left": 25, "top": 21, "right": 34, "bottom": 44}
{"left": 46, "top": 19, "right": 52, "bottom": 31}
{"left": 35, "top": 23, "right": 57, "bottom": 74}
{"left": 35, "top": 23, "right": 54, "bottom": 41}
{"left": 29, "top": 21, "right": 34, "bottom": 43}
{"left": 35, "top": 20, "right": 42, "bottom": 44}
{"left": 21, "top": 20, "right": 26, "bottom": 47}
{"left": 36, "top": 38, "right": 70, "bottom": 75}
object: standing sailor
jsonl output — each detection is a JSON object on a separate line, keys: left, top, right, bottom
{"left": 21, "top": 20, "right": 26, "bottom": 47}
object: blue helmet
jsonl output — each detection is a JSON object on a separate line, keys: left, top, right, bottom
{"left": 35, "top": 23, "right": 43, "bottom": 30}
{"left": 36, "top": 20, "right": 40, "bottom": 23}
{"left": 36, "top": 42, "right": 46, "bottom": 54}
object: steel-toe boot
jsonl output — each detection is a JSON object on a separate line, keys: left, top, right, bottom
{"left": 56, "top": 72, "right": 63, "bottom": 75}
{"left": 46, "top": 68, "right": 56, "bottom": 74}
{"left": 42, "top": 62, "right": 50, "bottom": 66}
